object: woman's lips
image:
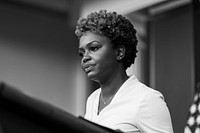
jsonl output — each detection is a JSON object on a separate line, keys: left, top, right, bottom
{"left": 85, "top": 66, "right": 94, "bottom": 72}
{"left": 83, "top": 64, "right": 94, "bottom": 73}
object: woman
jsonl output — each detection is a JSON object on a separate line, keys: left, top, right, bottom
{"left": 75, "top": 10, "right": 174, "bottom": 133}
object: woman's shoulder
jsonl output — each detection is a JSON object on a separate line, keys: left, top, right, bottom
{"left": 125, "top": 75, "right": 164, "bottom": 101}
{"left": 135, "top": 83, "right": 164, "bottom": 102}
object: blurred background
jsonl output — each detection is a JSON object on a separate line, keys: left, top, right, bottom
{"left": 0, "top": 0, "right": 197, "bottom": 132}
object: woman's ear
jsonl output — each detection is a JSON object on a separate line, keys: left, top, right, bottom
{"left": 116, "top": 45, "right": 126, "bottom": 61}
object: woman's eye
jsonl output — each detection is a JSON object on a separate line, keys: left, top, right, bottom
{"left": 90, "top": 46, "right": 99, "bottom": 52}
{"left": 78, "top": 51, "right": 84, "bottom": 57}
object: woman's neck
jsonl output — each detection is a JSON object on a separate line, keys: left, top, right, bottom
{"left": 99, "top": 72, "right": 129, "bottom": 98}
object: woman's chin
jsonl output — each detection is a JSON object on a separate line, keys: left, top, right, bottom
{"left": 87, "top": 72, "right": 98, "bottom": 81}
{"left": 87, "top": 73, "right": 96, "bottom": 80}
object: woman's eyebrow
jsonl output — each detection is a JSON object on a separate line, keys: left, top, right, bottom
{"left": 79, "top": 41, "right": 100, "bottom": 50}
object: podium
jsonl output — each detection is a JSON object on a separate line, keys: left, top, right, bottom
{"left": 0, "top": 82, "right": 122, "bottom": 133}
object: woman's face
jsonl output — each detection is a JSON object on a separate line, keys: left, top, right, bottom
{"left": 79, "top": 31, "right": 119, "bottom": 82}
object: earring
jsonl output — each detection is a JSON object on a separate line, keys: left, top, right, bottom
{"left": 117, "top": 56, "right": 123, "bottom": 60}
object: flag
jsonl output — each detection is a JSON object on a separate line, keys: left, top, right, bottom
{"left": 184, "top": 91, "right": 200, "bottom": 133}
{"left": 185, "top": 0, "right": 200, "bottom": 132}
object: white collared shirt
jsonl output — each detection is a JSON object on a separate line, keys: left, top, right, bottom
{"left": 84, "top": 75, "right": 174, "bottom": 133}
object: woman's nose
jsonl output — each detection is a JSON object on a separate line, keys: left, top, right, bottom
{"left": 82, "top": 51, "right": 91, "bottom": 63}
{"left": 82, "top": 56, "right": 91, "bottom": 63}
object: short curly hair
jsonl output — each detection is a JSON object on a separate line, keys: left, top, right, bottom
{"left": 75, "top": 10, "right": 138, "bottom": 69}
